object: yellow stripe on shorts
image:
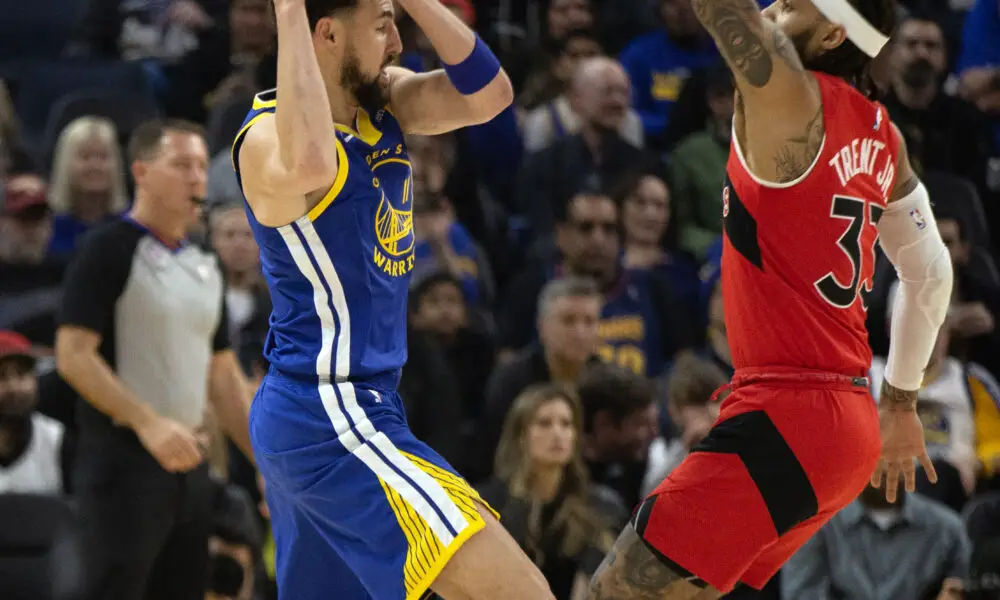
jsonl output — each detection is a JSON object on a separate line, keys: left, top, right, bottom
{"left": 377, "top": 453, "right": 498, "bottom": 600}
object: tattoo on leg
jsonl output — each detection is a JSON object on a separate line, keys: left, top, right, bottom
{"left": 586, "top": 526, "right": 705, "bottom": 600}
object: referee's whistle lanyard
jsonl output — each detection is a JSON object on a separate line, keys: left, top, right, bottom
{"left": 125, "top": 213, "right": 187, "bottom": 251}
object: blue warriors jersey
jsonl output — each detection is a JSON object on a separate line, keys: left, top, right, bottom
{"left": 232, "top": 89, "right": 415, "bottom": 389}
{"left": 597, "top": 271, "right": 665, "bottom": 377}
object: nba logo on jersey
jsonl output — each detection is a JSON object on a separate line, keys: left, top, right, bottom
{"left": 722, "top": 187, "right": 730, "bottom": 218}
{"left": 909, "top": 208, "right": 927, "bottom": 230}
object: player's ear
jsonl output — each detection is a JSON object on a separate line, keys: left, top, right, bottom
{"left": 819, "top": 22, "right": 848, "bottom": 53}
{"left": 314, "top": 17, "right": 341, "bottom": 48}
{"left": 131, "top": 160, "right": 148, "bottom": 186}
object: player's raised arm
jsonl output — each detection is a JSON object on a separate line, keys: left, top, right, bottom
{"left": 870, "top": 122, "right": 954, "bottom": 502}
{"left": 237, "top": 0, "right": 340, "bottom": 225}
{"left": 692, "top": 0, "right": 815, "bottom": 109}
{"left": 386, "top": 0, "right": 514, "bottom": 135}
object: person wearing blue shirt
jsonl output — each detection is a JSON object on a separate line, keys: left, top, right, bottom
{"left": 957, "top": 0, "right": 1000, "bottom": 152}
{"left": 618, "top": 0, "right": 720, "bottom": 142}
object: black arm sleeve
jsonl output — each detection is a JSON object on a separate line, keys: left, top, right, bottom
{"left": 57, "top": 222, "right": 141, "bottom": 335}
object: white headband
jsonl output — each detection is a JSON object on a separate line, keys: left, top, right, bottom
{"left": 812, "top": 0, "right": 890, "bottom": 58}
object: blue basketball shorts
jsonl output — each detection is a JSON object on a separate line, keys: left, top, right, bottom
{"left": 249, "top": 372, "right": 495, "bottom": 600}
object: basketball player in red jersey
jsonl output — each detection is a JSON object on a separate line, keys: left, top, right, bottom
{"left": 585, "top": 0, "right": 954, "bottom": 598}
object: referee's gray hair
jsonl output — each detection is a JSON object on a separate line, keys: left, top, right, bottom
{"left": 537, "top": 276, "right": 601, "bottom": 318}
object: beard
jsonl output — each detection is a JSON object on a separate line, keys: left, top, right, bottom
{"left": 0, "top": 390, "right": 36, "bottom": 419}
{"left": 901, "top": 58, "right": 937, "bottom": 89}
{"left": 341, "top": 51, "right": 394, "bottom": 110}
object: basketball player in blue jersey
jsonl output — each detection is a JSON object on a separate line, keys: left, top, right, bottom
{"left": 230, "top": 0, "right": 555, "bottom": 599}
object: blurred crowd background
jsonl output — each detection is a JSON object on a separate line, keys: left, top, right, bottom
{"left": 1, "top": 0, "right": 1000, "bottom": 598}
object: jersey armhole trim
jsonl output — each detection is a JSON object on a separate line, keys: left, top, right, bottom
{"left": 730, "top": 120, "right": 827, "bottom": 190}
{"left": 231, "top": 111, "right": 273, "bottom": 173}
{"left": 307, "top": 136, "right": 350, "bottom": 221}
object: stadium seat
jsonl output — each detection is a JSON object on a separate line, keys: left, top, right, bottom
{"left": 0, "top": 494, "right": 85, "bottom": 600}
{"left": 0, "top": 0, "right": 84, "bottom": 61}
{"left": 12, "top": 60, "right": 155, "bottom": 162}
{"left": 41, "top": 88, "right": 161, "bottom": 168}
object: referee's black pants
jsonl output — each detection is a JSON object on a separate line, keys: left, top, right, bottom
{"left": 72, "top": 431, "right": 214, "bottom": 600}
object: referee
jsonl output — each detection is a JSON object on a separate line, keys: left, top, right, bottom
{"left": 55, "top": 119, "right": 254, "bottom": 600}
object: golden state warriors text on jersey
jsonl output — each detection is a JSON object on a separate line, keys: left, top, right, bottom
{"left": 232, "top": 90, "right": 418, "bottom": 385}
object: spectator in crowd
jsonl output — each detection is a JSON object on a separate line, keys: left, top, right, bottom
{"left": 206, "top": 200, "right": 266, "bottom": 345}
{"left": 578, "top": 362, "right": 658, "bottom": 510}
{"left": 491, "top": 0, "right": 596, "bottom": 95}
{"left": 408, "top": 132, "right": 502, "bottom": 302}
{"left": 54, "top": 119, "right": 253, "bottom": 600}
{"left": 782, "top": 484, "right": 972, "bottom": 600}
{"left": 0, "top": 80, "right": 35, "bottom": 174}
{"left": 957, "top": 0, "right": 1000, "bottom": 151}
{"left": 882, "top": 12, "right": 995, "bottom": 202}
{"left": 411, "top": 167, "right": 496, "bottom": 308}
{"left": 613, "top": 167, "right": 700, "bottom": 313}
{"left": 46, "top": 116, "right": 129, "bottom": 256}
{"left": 0, "top": 330, "right": 65, "bottom": 495}
{"left": 521, "top": 29, "right": 643, "bottom": 152}
{"left": 516, "top": 57, "right": 643, "bottom": 235}
{"left": 641, "top": 353, "right": 726, "bottom": 497}
{"left": 617, "top": 0, "right": 718, "bottom": 148}
{"left": 206, "top": 483, "right": 264, "bottom": 600}
{"left": 70, "top": 0, "right": 223, "bottom": 62}
{"left": 164, "top": 0, "right": 276, "bottom": 123}
{"left": 883, "top": 200, "right": 1000, "bottom": 379}
{"left": 408, "top": 271, "right": 496, "bottom": 465}
{"left": 479, "top": 383, "right": 622, "bottom": 600}
{"left": 670, "top": 66, "right": 734, "bottom": 261}
{"left": 475, "top": 277, "right": 602, "bottom": 482}
{"left": 871, "top": 323, "right": 977, "bottom": 511}
{"left": 0, "top": 173, "right": 66, "bottom": 347}
{"left": 518, "top": 26, "right": 603, "bottom": 114}
{"left": 696, "top": 240, "right": 733, "bottom": 378}
{"left": 499, "top": 189, "right": 697, "bottom": 376}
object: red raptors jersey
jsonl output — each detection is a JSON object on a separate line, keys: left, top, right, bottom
{"left": 721, "top": 72, "right": 899, "bottom": 377}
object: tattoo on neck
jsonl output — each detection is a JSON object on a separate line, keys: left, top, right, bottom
{"left": 881, "top": 380, "right": 917, "bottom": 410}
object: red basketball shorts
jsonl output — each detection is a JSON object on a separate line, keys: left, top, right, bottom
{"left": 634, "top": 367, "right": 881, "bottom": 594}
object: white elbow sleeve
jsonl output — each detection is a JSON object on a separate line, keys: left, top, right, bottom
{"left": 878, "top": 182, "right": 954, "bottom": 391}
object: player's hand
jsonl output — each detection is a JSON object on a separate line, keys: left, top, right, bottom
{"left": 167, "top": 0, "right": 214, "bottom": 29}
{"left": 871, "top": 382, "right": 937, "bottom": 503}
{"left": 135, "top": 414, "right": 205, "bottom": 473}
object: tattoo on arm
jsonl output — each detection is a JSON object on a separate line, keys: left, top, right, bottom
{"left": 772, "top": 105, "right": 824, "bottom": 182}
{"left": 880, "top": 379, "right": 918, "bottom": 410}
{"left": 690, "top": 0, "right": 803, "bottom": 89}
{"left": 586, "top": 526, "right": 696, "bottom": 600}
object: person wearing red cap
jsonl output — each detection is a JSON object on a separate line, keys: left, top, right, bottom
{"left": 0, "top": 330, "right": 65, "bottom": 495}
{"left": 0, "top": 173, "right": 53, "bottom": 266}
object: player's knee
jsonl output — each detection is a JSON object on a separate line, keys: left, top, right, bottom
{"left": 434, "top": 505, "right": 554, "bottom": 599}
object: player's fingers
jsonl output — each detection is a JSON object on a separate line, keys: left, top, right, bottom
{"left": 919, "top": 452, "right": 938, "bottom": 484}
{"left": 870, "top": 459, "right": 886, "bottom": 488}
{"left": 885, "top": 462, "right": 900, "bottom": 503}
{"left": 903, "top": 458, "right": 917, "bottom": 493}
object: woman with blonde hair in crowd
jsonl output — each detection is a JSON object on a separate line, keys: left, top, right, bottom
{"left": 47, "top": 116, "right": 129, "bottom": 255}
{"left": 478, "top": 384, "right": 624, "bottom": 600}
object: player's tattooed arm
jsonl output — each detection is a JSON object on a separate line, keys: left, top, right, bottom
{"left": 586, "top": 525, "right": 708, "bottom": 600}
{"left": 690, "top": 0, "right": 804, "bottom": 90}
{"left": 773, "top": 104, "right": 824, "bottom": 181}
